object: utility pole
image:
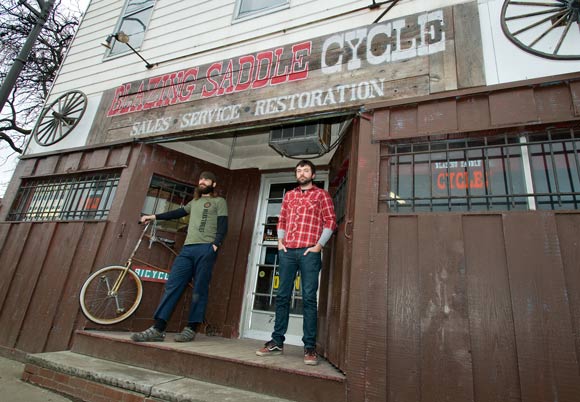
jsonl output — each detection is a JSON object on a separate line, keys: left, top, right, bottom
{"left": 0, "top": 0, "right": 56, "bottom": 114}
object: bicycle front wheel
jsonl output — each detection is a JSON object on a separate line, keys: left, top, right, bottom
{"left": 79, "top": 265, "right": 143, "bottom": 325}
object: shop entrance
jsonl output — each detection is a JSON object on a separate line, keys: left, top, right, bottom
{"left": 241, "top": 172, "right": 328, "bottom": 345}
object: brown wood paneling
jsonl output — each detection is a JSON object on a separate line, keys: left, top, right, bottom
{"left": 205, "top": 172, "right": 252, "bottom": 333}
{"left": 535, "top": 84, "right": 575, "bottom": 122}
{"left": 224, "top": 170, "right": 260, "bottom": 338}
{"left": 454, "top": 1, "right": 485, "bottom": 89}
{"left": 365, "top": 214, "right": 389, "bottom": 401}
{"left": 33, "top": 155, "right": 60, "bottom": 176}
{"left": 372, "top": 109, "right": 390, "bottom": 142}
{"left": 55, "top": 151, "right": 83, "bottom": 174}
{"left": 417, "top": 99, "right": 457, "bottom": 135}
{"left": 105, "top": 145, "right": 132, "bottom": 168}
{"left": 554, "top": 214, "right": 580, "bottom": 377}
{"left": 345, "top": 117, "right": 377, "bottom": 401}
{"left": 45, "top": 222, "right": 108, "bottom": 351}
{"left": 0, "top": 224, "right": 32, "bottom": 312}
{"left": 463, "top": 215, "right": 520, "bottom": 402}
{"left": 80, "top": 149, "right": 110, "bottom": 171}
{"left": 16, "top": 223, "right": 85, "bottom": 353}
{"left": 389, "top": 107, "right": 418, "bottom": 139}
{"left": 387, "top": 216, "right": 420, "bottom": 402}
{"left": 503, "top": 213, "right": 580, "bottom": 402}
{"left": 490, "top": 88, "right": 538, "bottom": 127}
{"left": 0, "top": 223, "right": 56, "bottom": 348}
{"left": 457, "top": 95, "right": 490, "bottom": 132}
{"left": 417, "top": 215, "right": 474, "bottom": 402}
{"left": 0, "top": 224, "right": 10, "bottom": 255}
{"left": 570, "top": 81, "right": 580, "bottom": 117}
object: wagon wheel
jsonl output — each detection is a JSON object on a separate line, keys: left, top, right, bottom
{"left": 34, "top": 90, "right": 87, "bottom": 146}
{"left": 500, "top": 0, "right": 580, "bottom": 60}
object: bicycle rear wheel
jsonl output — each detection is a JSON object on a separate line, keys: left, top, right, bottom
{"left": 79, "top": 265, "right": 143, "bottom": 325}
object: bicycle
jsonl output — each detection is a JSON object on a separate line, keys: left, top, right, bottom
{"left": 79, "top": 221, "right": 178, "bottom": 325}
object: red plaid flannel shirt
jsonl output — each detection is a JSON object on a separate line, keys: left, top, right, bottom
{"left": 277, "top": 185, "right": 337, "bottom": 249}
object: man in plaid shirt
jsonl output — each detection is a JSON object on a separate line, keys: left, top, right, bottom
{"left": 256, "top": 160, "right": 336, "bottom": 365}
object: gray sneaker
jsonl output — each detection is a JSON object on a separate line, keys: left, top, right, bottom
{"left": 174, "top": 327, "right": 196, "bottom": 342}
{"left": 130, "top": 326, "right": 165, "bottom": 342}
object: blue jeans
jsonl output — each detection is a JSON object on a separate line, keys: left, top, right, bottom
{"left": 272, "top": 247, "right": 322, "bottom": 349}
{"left": 154, "top": 243, "right": 217, "bottom": 324}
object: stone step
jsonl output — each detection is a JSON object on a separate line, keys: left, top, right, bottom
{"left": 24, "top": 350, "right": 295, "bottom": 402}
{"left": 69, "top": 330, "right": 345, "bottom": 402}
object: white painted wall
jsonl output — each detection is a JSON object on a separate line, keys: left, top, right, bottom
{"left": 31, "top": 0, "right": 579, "bottom": 158}
{"left": 478, "top": 0, "right": 580, "bottom": 85}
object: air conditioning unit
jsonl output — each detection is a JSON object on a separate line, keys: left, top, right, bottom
{"left": 269, "top": 123, "right": 331, "bottom": 156}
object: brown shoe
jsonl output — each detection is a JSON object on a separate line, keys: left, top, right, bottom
{"left": 304, "top": 348, "right": 319, "bottom": 365}
{"left": 256, "top": 340, "right": 283, "bottom": 356}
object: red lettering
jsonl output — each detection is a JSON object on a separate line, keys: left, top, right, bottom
{"left": 437, "top": 172, "right": 446, "bottom": 190}
{"left": 217, "top": 60, "right": 235, "bottom": 96}
{"left": 470, "top": 170, "right": 484, "bottom": 188}
{"left": 180, "top": 68, "right": 198, "bottom": 101}
{"left": 107, "top": 84, "right": 131, "bottom": 117}
{"left": 201, "top": 62, "right": 222, "bottom": 97}
{"left": 289, "top": 41, "right": 311, "bottom": 81}
{"left": 234, "top": 55, "right": 255, "bottom": 92}
{"left": 456, "top": 172, "right": 467, "bottom": 189}
{"left": 252, "top": 51, "right": 273, "bottom": 89}
{"left": 270, "top": 47, "right": 290, "bottom": 85}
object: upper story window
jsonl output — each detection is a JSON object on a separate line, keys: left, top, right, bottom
{"left": 233, "top": 0, "right": 289, "bottom": 21}
{"left": 108, "top": 0, "right": 156, "bottom": 56}
{"left": 381, "top": 128, "right": 580, "bottom": 213}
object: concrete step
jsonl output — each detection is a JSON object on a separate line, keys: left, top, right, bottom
{"left": 24, "top": 350, "right": 295, "bottom": 402}
{"left": 69, "top": 330, "right": 345, "bottom": 402}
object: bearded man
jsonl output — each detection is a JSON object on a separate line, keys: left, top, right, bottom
{"left": 131, "top": 171, "right": 228, "bottom": 342}
{"left": 256, "top": 160, "right": 336, "bottom": 365}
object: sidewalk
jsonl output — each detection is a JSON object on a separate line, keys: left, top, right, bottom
{"left": 0, "top": 355, "right": 72, "bottom": 401}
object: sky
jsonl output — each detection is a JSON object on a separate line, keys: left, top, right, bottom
{"left": 0, "top": 0, "right": 90, "bottom": 197}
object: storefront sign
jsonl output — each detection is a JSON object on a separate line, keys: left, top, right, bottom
{"left": 434, "top": 160, "right": 488, "bottom": 191}
{"left": 134, "top": 266, "right": 169, "bottom": 283}
{"left": 90, "top": 4, "right": 484, "bottom": 144}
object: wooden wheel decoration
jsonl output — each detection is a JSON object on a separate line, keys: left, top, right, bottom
{"left": 34, "top": 90, "right": 87, "bottom": 146}
{"left": 501, "top": 0, "right": 580, "bottom": 60}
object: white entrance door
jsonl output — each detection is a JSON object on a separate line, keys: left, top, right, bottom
{"left": 241, "top": 172, "right": 327, "bottom": 345}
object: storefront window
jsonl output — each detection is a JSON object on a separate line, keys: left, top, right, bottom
{"left": 141, "top": 175, "right": 196, "bottom": 231}
{"left": 382, "top": 128, "right": 580, "bottom": 212}
{"left": 108, "top": 0, "right": 156, "bottom": 56}
{"left": 8, "top": 171, "right": 120, "bottom": 221}
{"left": 233, "top": 0, "right": 288, "bottom": 21}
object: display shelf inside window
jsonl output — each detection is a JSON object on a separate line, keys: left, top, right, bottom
{"left": 263, "top": 216, "right": 279, "bottom": 242}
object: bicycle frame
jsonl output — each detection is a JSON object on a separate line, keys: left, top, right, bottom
{"left": 109, "top": 222, "right": 152, "bottom": 296}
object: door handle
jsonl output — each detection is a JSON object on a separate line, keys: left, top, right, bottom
{"left": 344, "top": 219, "right": 353, "bottom": 240}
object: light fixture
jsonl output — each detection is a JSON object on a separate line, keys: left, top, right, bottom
{"left": 101, "top": 31, "right": 156, "bottom": 69}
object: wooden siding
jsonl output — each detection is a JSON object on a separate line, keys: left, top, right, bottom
{"left": 347, "top": 212, "right": 580, "bottom": 402}
{"left": 371, "top": 79, "right": 580, "bottom": 141}
{"left": 52, "top": 0, "right": 473, "bottom": 98}
{"left": 0, "top": 143, "right": 259, "bottom": 353}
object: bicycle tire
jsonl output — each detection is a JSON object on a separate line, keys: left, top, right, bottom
{"left": 79, "top": 265, "right": 143, "bottom": 325}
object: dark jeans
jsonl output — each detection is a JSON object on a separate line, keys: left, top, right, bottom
{"left": 154, "top": 243, "right": 217, "bottom": 325}
{"left": 272, "top": 247, "right": 322, "bottom": 349}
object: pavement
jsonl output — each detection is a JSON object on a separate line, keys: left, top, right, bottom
{"left": 0, "top": 355, "right": 72, "bottom": 401}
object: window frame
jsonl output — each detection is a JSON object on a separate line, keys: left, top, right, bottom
{"left": 7, "top": 170, "right": 121, "bottom": 222}
{"left": 232, "top": 0, "right": 290, "bottom": 23}
{"left": 381, "top": 128, "right": 580, "bottom": 213}
{"left": 105, "top": 0, "right": 156, "bottom": 58}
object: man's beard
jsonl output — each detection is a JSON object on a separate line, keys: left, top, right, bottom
{"left": 199, "top": 185, "right": 214, "bottom": 194}
{"left": 297, "top": 176, "right": 312, "bottom": 185}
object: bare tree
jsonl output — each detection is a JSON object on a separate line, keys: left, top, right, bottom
{"left": 0, "top": 0, "right": 82, "bottom": 154}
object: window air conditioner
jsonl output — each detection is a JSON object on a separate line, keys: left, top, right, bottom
{"left": 269, "top": 123, "right": 331, "bottom": 157}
